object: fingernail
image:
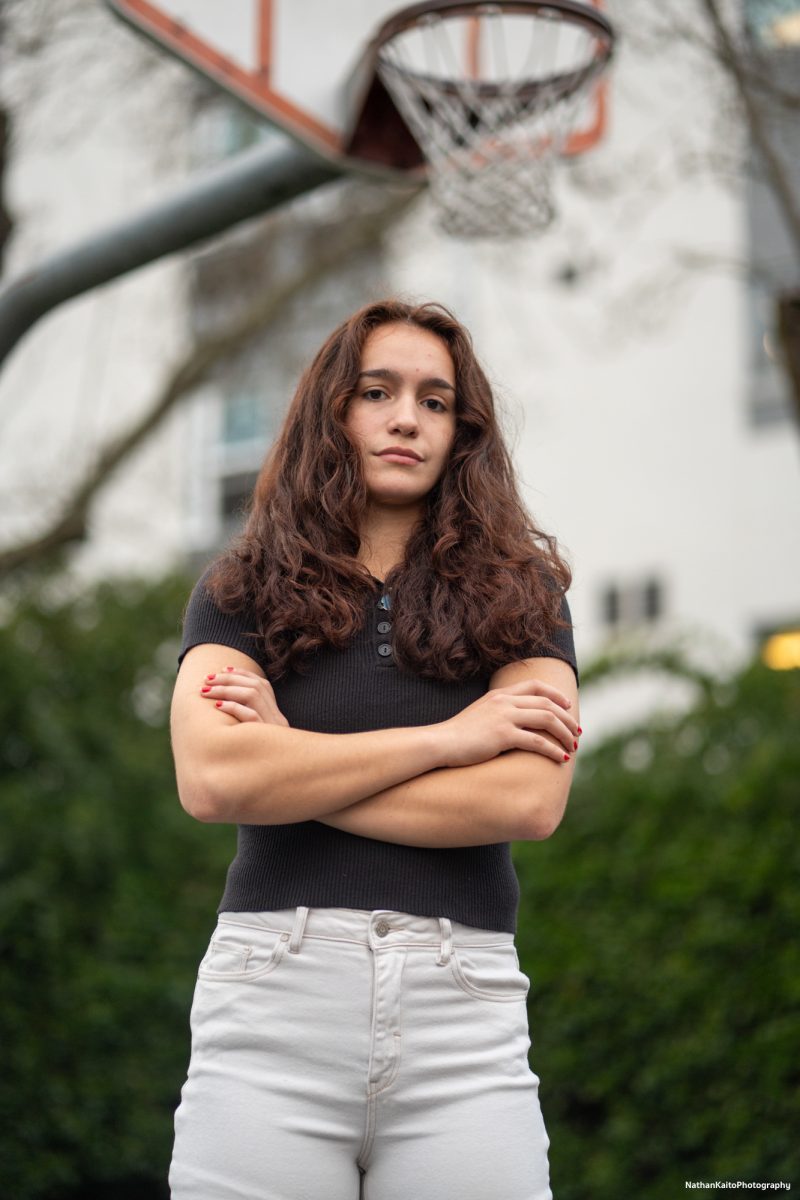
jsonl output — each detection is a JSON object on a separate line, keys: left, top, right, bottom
{"left": 201, "top": 687, "right": 211, "bottom": 694}
{"left": 577, "top": 726, "right": 583, "bottom": 735}
{"left": 573, "top": 740, "right": 578, "bottom": 750}
{"left": 225, "top": 666, "right": 234, "bottom": 672}
{"left": 206, "top": 673, "right": 216, "bottom": 680}
{"left": 563, "top": 754, "right": 570, "bottom": 762}
{"left": 215, "top": 701, "right": 223, "bottom": 708}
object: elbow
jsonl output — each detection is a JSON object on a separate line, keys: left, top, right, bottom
{"left": 176, "top": 757, "right": 285, "bottom": 825}
{"left": 173, "top": 723, "right": 295, "bottom": 825}
{"left": 176, "top": 765, "right": 231, "bottom": 824}
{"left": 177, "top": 782, "right": 220, "bottom": 824}
{"left": 504, "top": 748, "right": 574, "bottom": 842}
{"left": 186, "top": 794, "right": 225, "bottom": 824}
{"left": 515, "top": 790, "right": 569, "bottom": 842}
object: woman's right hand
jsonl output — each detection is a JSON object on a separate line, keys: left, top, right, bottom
{"left": 436, "top": 680, "right": 581, "bottom": 768}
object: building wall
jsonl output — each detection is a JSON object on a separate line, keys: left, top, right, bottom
{"left": 1, "top": 0, "right": 797, "bottom": 743}
{"left": 383, "top": 0, "right": 800, "bottom": 735}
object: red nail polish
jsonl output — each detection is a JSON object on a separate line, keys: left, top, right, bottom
{"left": 573, "top": 740, "right": 578, "bottom": 750}
{"left": 206, "top": 673, "right": 216, "bottom": 680}
{"left": 225, "top": 666, "right": 234, "bottom": 671}
{"left": 563, "top": 754, "right": 570, "bottom": 762}
{"left": 201, "top": 687, "right": 211, "bottom": 693}
{"left": 577, "top": 726, "right": 583, "bottom": 735}
{"left": 215, "top": 700, "right": 223, "bottom": 708}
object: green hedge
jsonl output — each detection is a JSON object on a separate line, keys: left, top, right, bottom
{"left": 514, "top": 659, "right": 800, "bottom": 1196}
{"left": 1, "top": 573, "right": 797, "bottom": 1195}
{"left": 0, "top": 573, "right": 235, "bottom": 1198}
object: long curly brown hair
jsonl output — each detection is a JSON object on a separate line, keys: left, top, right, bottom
{"left": 202, "top": 299, "right": 573, "bottom": 682}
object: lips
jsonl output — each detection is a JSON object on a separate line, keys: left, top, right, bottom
{"left": 377, "top": 446, "right": 423, "bottom": 462}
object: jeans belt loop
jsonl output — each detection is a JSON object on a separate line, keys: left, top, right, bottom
{"left": 289, "top": 906, "right": 309, "bottom": 954}
{"left": 437, "top": 917, "right": 453, "bottom": 966}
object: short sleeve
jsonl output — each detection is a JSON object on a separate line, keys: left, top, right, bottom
{"left": 542, "top": 593, "right": 580, "bottom": 688}
{"left": 177, "top": 567, "right": 263, "bottom": 673}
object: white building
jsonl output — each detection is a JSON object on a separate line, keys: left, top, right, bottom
{"left": 1, "top": 0, "right": 798, "bottom": 741}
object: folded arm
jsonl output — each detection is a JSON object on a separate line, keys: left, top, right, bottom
{"left": 171, "top": 645, "right": 579, "bottom": 841}
{"left": 171, "top": 645, "right": 445, "bottom": 824}
{"left": 318, "top": 658, "right": 580, "bottom": 846}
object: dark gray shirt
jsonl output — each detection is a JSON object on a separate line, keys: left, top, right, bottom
{"left": 178, "top": 569, "right": 579, "bottom": 933}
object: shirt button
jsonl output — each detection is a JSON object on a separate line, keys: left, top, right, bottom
{"left": 377, "top": 643, "right": 392, "bottom": 657}
{"left": 375, "top": 920, "right": 391, "bottom": 937}
{"left": 377, "top": 621, "right": 392, "bottom": 634}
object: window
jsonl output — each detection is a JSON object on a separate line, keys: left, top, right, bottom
{"left": 220, "top": 469, "right": 259, "bottom": 536}
{"left": 222, "top": 389, "right": 273, "bottom": 447}
{"left": 0, "top": 107, "right": 11, "bottom": 272}
{"left": 747, "top": 283, "right": 792, "bottom": 425}
{"left": 599, "top": 576, "right": 666, "bottom": 631}
{"left": 601, "top": 583, "right": 621, "bottom": 627}
{"left": 745, "top": 1, "right": 800, "bottom": 47}
{"left": 217, "top": 388, "right": 278, "bottom": 537}
{"left": 742, "top": 2, "right": 799, "bottom": 427}
{"left": 642, "top": 577, "right": 663, "bottom": 621}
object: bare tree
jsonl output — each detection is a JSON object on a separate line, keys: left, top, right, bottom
{"left": 697, "top": 0, "right": 800, "bottom": 433}
{"left": 0, "top": 0, "right": 421, "bottom": 577}
{"left": 6, "top": 0, "right": 798, "bottom": 582}
{"left": 0, "top": 184, "right": 417, "bottom": 577}
{"left": 563, "top": 0, "right": 800, "bottom": 429}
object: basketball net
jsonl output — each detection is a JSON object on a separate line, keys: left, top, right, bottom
{"left": 374, "top": 2, "right": 614, "bottom": 238}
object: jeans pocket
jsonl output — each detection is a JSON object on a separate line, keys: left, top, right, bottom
{"left": 197, "top": 922, "right": 290, "bottom": 982}
{"left": 449, "top": 942, "right": 531, "bottom": 1003}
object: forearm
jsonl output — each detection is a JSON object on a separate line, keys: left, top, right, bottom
{"left": 174, "top": 651, "right": 578, "bottom": 830}
{"left": 187, "top": 720, "right": 446, "bottom": 825}
{"left": 317, "top": 750, "right": 571, "bottom": 847}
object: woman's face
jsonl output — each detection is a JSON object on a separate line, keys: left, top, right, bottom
{"left": 345, "top": 322, "right": 457, "bottom": 510}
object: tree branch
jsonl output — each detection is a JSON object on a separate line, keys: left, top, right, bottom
{"left": 0, "top": 186, "right": 419, "bottom": 577}
{"left": 700, "top": 0, "right": 800, "bottom": 264}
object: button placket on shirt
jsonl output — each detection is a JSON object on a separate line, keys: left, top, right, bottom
{"left": 375, "top": 591, "right": 393, "bottom": 663}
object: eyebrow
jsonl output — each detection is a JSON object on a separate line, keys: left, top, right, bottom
{"left": 358, "top": 368, "right": 456, "bottom": 394}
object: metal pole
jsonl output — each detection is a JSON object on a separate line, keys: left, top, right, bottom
{"left": 0, "top": 140, "right": 341, "bottom": 369}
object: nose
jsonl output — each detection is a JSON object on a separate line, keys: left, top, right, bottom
{"left": 387, "top": 391, "right": 419, "bottom": 437}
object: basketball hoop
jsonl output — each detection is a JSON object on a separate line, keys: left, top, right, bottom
{"left": 371, "top": 0, "right": 615, "bottom": 237}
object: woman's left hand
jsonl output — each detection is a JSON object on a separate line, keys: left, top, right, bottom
{"left": 199, "top": 667, "right": 289, "bottom": 726}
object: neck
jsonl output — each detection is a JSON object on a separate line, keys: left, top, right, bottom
{"left": 356, "top": 501, "right": 422, "bottom": 580}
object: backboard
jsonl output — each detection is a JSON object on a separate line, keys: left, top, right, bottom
{"left": 105, "top": 0, "right": 610, "bottom": 174}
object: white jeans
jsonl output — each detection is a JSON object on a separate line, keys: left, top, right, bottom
{"left": 169, "top": 907, "right": 552, "bottom": 1200}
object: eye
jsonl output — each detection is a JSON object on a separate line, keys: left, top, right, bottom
{"left": 362, "top": 387, "right": 388, "bottom": 401}
{"left": 422, "top": 397, "right": 448, "bottom": 412}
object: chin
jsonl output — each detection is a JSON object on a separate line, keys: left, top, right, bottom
{"left": 369, "top": 488, "right": 427, "bottom": 507}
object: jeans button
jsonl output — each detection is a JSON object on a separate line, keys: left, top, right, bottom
{"left": 375, "top": 920, "right": 391, "bottom": 937}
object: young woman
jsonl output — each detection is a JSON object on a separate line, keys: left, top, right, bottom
{"left": 169, "top": 299, "right": 581, "bottom": 1200}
